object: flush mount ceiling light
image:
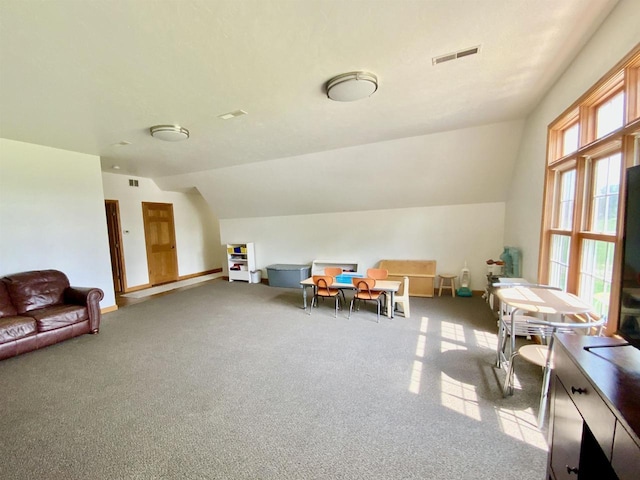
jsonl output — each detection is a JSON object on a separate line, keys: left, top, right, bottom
{"left": 149, "top": 125, "right": 190, "bottom": 142}
{"left": 326, "top": 71, "right": 378, "bottom": 102}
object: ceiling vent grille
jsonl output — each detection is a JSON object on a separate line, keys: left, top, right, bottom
{"left": 129, "top": 179, "right": 139, "bottom": 187}
{"left": 432, "top": 46, "right": 480, "bottom": 65}
{"left": 218, "top": 110, "right": 247, "bottom": 120}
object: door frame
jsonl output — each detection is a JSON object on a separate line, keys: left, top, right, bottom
{"left": 105, "top": 199, "right": 127, "bottom": 293}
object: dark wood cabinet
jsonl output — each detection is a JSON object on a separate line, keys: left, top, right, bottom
{"left": 550, "top": 383, "right": 583, "bottom": 479}
{"left": 547, "top": 334, "right": 640, "bottom": 480}
{"left": 612, "top": 420, "right": 640, "bottom": 480}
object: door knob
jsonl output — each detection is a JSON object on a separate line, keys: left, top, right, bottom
{"left": 566, "top": 465, "right": 579, "bottom": 475}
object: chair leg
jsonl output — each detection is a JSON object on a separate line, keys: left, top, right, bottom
{"left": 334, "top": 295, "right": 339, "bottom": 318}
{"left": 394, "top": 298, "right": 410, "bottom": 318}
{"left": 349, "top": 298, "right": 354, "bottom": 319}
{"left": 376, "top": 300, "right": 380, "bottom": 323}
{"left": 308, "top": 296, "right": 315, "bottom": 315}
{"left": 538, "top": 364, "right": 552, "bottom": 427}
{"left": 402, "top": 300, "right": 410, "bottom": 318}
{"left": 503, "top": 351, "right": 519, "bottom": 397}
{"left": 496, "top": 320, "right": 508, "bottom": 368}
{"left": 537, "top": 337, "right": 556, "bottom": 427}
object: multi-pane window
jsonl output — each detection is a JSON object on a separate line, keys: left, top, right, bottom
{"left": 562, "top": 123, "right": 579, "bottom": 156}
{"left": 595, "top": 92, "right": 624, "bottom": 139}
{"left": 556, "top": 169, "right": 575, "bottom": 230}
{"left": 590, "top": 153, "right": 621, "bottom": 234}
{"left": 579, "top": 239, "right": 614, "bottom": 317}
{"left": 541, "top": 47, "right": 640, "bottom": 332}
{"left": 549, "top": 234, "right": 570, "bottom": 291}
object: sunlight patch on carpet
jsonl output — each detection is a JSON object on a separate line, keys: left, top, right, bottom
{"left": 441, "top": 320, "right": 466, "bottom": 344}
{"left": 473, "top": 329, "right": 498, "bottom": 350}
{"left": 440, "top": 372, "right": 481, "bottom": 421}
{"left": 409, "top": 360, "right": 423, "bottom": 394}
{"left": 409, "top": 317, "right": 430, "bottom": 394}
{"left": 495, "top": 406, "right": 548, "bottom": 451}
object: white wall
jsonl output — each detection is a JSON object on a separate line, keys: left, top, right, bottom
{"left": 0, "top": 139, "right": 115, "bottom": 308}
{"left": 504, "top": 0, "right": 640, "bottom": 281}
{"left": 221, "top": 202, "right": 505, "bottom": 291}
{"left": 102, "top": 172, "right": 223, "bottom": 288}
{"left": 161, "top": 120, "right": 519, "bottom": 292}
{"left": 156, "top": 120, "right": 524, "bottom": 219}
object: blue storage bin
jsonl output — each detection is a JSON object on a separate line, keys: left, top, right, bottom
{"left": 335, "top": 273, "right": 363, "bottom": 284}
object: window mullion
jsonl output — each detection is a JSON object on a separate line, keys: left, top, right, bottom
{"left": 580, "top": 105, "right": 595, "bottom": 147}
{"left": 566, "top": 158, "right": 587, "bottom": 293}
{"left": 539, "top": 167, "right": 558, "bottom": 283}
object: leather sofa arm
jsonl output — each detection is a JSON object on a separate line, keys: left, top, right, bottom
{"left": 65, "top": 287, "right": 104, "bottom": 333}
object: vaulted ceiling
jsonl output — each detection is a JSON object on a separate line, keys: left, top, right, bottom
{"left": 0, "top": 0, "right": 620, "bottom": 217}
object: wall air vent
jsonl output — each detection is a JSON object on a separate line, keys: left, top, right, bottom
{"left": 129, "top": 179, "right": 139, "bottom": 187}
{"left": 432, "top": 45, "right": 480, "bottom": 65}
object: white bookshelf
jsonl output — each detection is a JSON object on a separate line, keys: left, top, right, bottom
{"left": 226, "top": 243, "right": 256, "bottom": 282}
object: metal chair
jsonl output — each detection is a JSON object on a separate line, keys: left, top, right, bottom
{"left": 494, "top": 283, "right": 563, "bottom": 370}
{"left": 349, "top": 277, "right": 384, "bottom": 323}
{"left": 504, "top": 312, "right": 605, "bottom": 426}
{"left": 502, "top": 312, "right": 605, "bottom": 395}
{"left": 309, "top": 275, "right": 341, "bottom": 318}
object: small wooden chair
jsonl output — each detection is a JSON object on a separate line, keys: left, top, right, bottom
{"left": 349, "top": 277, "right": 384, "bottom": 323}
{"left": 309, "top": 275, "right": 342, "bottom": 317}
{"left": 391, "top": 276, "right": 410, "bottom": 318}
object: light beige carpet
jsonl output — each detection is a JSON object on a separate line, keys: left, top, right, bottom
{"left": 0, "top": 280, "right": 547, "bottom": 479}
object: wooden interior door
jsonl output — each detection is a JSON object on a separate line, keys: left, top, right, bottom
{"left": 142, "top": 202, "right": 178, "bottom": 286}
{"left": 105, "top": 200, "right": 126, "bottom": 293}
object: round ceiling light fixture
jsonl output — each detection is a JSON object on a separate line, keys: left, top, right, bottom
{"left": 150, "top": 124, "right": 190, "bottom": 141}
{"left": 326, "top": 71, "right": 378, "bottom": 102}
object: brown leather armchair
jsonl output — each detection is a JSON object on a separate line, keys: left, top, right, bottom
{"left": 0, "top": 269, "right": 104, "bottom": 360}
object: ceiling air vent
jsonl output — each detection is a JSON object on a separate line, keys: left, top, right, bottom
{"left": 129, "top": 179, "right": 139, "bottom": 187}
{"left": 432, "top": 45, "right": 480, "bottom": 65}
{"left": 218, "top": 110, "right": 247, "bottom": 120}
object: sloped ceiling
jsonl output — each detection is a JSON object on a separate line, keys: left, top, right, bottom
{"left": 155, "top": 120, "right": 526, "bottom": 218}
{"left": 0, "top": 0, "right": 619, "bottom": 217}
